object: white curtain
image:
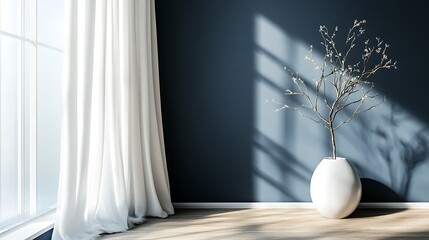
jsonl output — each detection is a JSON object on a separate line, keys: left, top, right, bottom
{"left": 52, "top": 0, "right": 174, "bottom": 239}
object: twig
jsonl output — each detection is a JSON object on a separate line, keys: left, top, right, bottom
{"left": 277, "top": 20, "right": 396, "bottom": 158}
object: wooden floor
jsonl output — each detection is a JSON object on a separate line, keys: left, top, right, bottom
{"left": 101, "top": 208, "right": 429, "bottom": 239}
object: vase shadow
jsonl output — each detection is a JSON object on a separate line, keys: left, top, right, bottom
{"left": 348, "top": 208, "right": 406, "bottom": 218}
{"left": 360, "top": 178, "right": 404, "bottom": 202}
{"left": 347, "top": 178, "right": 406, "bottom": 218}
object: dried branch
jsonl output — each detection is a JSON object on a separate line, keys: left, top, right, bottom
{"left": 334, "top": 96, "right": 386, "bottom": 131}
{"left": 275, "top": 20, "right": 396, "bottom": 159}
{"left": 271, "top": 98, "right": 329, "bottom": 129}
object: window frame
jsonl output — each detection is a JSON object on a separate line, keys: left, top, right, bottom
{"left": 0, "top": 0, "right": 62, "bottom": 234}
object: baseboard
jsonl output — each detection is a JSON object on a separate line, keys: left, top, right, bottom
{"left": 173, "top": 202, "right": 429, "bottom": 209}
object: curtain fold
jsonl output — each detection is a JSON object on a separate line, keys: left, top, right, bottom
{"left": 53, "top": 0, "right": 174, "bottom": 239}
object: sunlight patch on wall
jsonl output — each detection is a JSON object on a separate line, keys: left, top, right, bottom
{"left": 252, "top": 14, "right": 326, "bottom": 201}
{"left": 252, "top": 13, "right": 429, "bottom": 201}
{"left": 254, "top": 15, "right": 291, "bottom": 63}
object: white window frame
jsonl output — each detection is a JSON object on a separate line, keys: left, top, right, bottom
{"left": 0, "top": 0, "right": 62, "bottom": 235}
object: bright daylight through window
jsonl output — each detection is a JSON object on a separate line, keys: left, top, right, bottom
{"left": 0, "top": 0, "right": 63, "bottom": 233}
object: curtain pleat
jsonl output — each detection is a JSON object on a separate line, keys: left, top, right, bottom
{"left": 52, "top": 0, "right": 174, "bottom": 239}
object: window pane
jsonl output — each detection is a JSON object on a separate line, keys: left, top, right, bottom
{"left": 0, "top": 0, "right": 22, "bottom": 35}
{"left": 37, "top": 46, "right": 61, "bottom": 211}
{"left": 38, "top": 0, "right": 64, "bottom": 49}
{"left": 0, "top": 35, "right": 21, "bottom": 220}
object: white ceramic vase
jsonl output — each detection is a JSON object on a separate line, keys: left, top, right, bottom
{"left": 310, "top": 157, "right": 362, "bottom": 218}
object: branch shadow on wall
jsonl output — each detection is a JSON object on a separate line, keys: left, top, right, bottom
{"left": 157, "top": 0, "right": 429, "bottom": 203}
{"left": 373, "top": 105, "right": 429, "bottom": 198}
{"left": 344, "top": 103, "right": 429, "bottom": 201}
{"left": 253, "top": 9, "right": 429, "bottom": 203}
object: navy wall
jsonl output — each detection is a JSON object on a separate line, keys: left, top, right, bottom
{"left": 34, "top": 229, "right": 53, "bottom": 240}
{"left": 156, "top": 0, "right": 429, "bottom": 202}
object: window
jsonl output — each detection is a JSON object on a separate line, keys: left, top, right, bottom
{"left": 0, "top": 0, "right": 63, "bottom": 233}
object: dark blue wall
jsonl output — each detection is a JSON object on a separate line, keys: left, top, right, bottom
{"left": 156, "top": 0, "right": 429, "bottom": 202}
{"left": 34, "top": 228, "right": 53, "bottom": 240}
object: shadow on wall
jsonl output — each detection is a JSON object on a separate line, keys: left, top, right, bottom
{"left": 360, "top": 178, "right": 404, "bottom": 202}
{"left": 156, "top": 0, "right": 429, "bottom": 202}
{"left": 252, "top": 1, "right": 429, "bottom": 201}
{"left": 252, "top": 14, "right": 329, "bottom": 201}
{"left": 373, "top": 105, "right": 429, "bottom": 197}
{"left": 342, "top": 103, "right": 429, "bottom": 201}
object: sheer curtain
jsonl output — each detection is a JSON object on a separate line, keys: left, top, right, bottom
{"left": 52, "top": 0, "right": 174, "bottom": 239}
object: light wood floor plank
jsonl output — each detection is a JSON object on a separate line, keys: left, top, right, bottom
{"left": 101, "top": 208, "right": 429, "bottom": 239}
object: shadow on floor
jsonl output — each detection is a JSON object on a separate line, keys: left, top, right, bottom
{"left": 378, "top": 231, "right": 429, "bottom": 240}
{"left": 348, "top": 208, "right": 406, "bottom": 218}
{"left": 346, "top": 178, "right": 407, "bottom": 218}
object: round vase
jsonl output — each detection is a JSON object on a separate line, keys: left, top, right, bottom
{"left": 310, "top": 157, "right": 362, "bottom": 218}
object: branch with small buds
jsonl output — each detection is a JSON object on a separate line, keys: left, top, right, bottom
{"left": 275, "top": 20, "right": 396, "bottom": 159}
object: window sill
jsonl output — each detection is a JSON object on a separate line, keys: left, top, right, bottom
{"left": 0, "top": 210, "right": 55, "bottom": 240}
